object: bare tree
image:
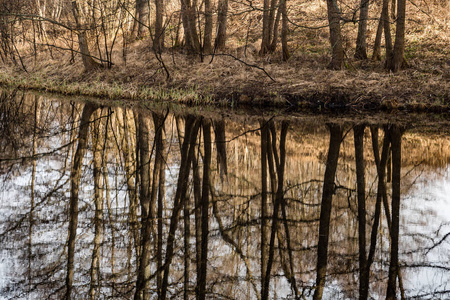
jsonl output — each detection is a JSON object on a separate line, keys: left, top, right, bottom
{"left": 313, "top": 123, "right": 343, "bottom": 300}
{"left": 65, "top": 103, "right": 96, "bottom": 300}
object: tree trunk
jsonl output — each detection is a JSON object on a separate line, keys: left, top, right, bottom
{"left": 313, "top": 124, "right": 343, "bottom": 300}
{"left": 281, "top": 0, "right": 290, "bottom": 61}
{"left": 390, "top": 0, "right": 407, "bottom": 71}
{"left": 180, "top": 0, "right": 200, "bottom": 53}
{"left": 137, "top": 0, "right": 150, "bottom": 38}
{"left": 386, "top": 125, "right": 403, "bottom": 299}
{"left": 326, "top": 0, "right": 344, "bottom": 69}
{"left": 134, "top": 113, "right": 153, "bottom": 300}
{"left": 153, "top": 112, "right": 166, "bottom": 299}
{"left": 203, "top": 0, "right": 213, "bottom": 53}
{"left": 197, "top": 119, "right": 212, "bottom": 300}
{"left": 161, "top": 116, "right": 201, "bottom": 300}
{"left": 354, "top": 125, "right": 368, "bottom": 300}
{"left": 89, "top": 109, "right": 104, "bottom": 300}
{"left": 65, "top": 103, "right": 96, "bottom": 300}
{"left": 364, "top": 127, "right": 391, "bottom": 298}
{"left": 262, "top": 121, "right": 289, "bottom": 300}
{"left": 215, "top": 0, "right": 229, "bottom": 50}
{"left": 260, "top": 0, "right": 271, "bottom": 54}
{"left": 260, "top": 120, "right": 269, "bottom": 298}
{"left": 213, "top": 119, "right": 227, "bottom": 178}
{"left": 382, "top": 0, "right": 394, "bottom": 69}
{"left": 72, "top": 1, "right": 101, "bottom": 71}
{"left": 154, "top": 0, "right": 165, "bottom": 52}
{"left": 355, "top": 0, "right": 370, "bottom": 59}
{"left": 372, "top": 12, "right": 383, "bottom": 61}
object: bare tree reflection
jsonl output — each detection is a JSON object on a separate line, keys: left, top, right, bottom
{"left": 65, "top": 103, "right": 96, "bottom": 300}
{"left": 1, "top": 91, "right": 449, "bottom": 300}
{"left": 313, "top": 123, "right": 343, "bottom": 300}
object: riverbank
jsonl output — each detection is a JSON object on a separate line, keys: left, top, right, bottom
{"left": 1, "top": 38, "right": 449, "bottom": 112}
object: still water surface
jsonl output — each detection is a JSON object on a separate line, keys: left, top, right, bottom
{"left": 0, "top": 90, "right": 449, "bottom": 299}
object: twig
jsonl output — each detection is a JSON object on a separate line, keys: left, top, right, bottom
{"left": 206, "top": 53, "right": 276, "bottom": 82}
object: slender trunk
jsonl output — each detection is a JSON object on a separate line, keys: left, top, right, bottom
{"left": 134, "top": 113, "right": 153, "bottom": 300}
{"left": 382, "top": 0, "right": 394, "bottom": 69}
{"left": 181, "top": 0, "right": 200, "bottom": 52}
{"left": 364, "top": 127, "right": 391, "bottom": 296}
{"left": 184, "top": 183, "right": 191, "bottom": 300}
{"left": 213, "top": 119, "right": 228, "bottom": 178}
{"left": 386, "top": 125, "right": 403, "bottom": 299}
{"left": 313, "top": 124, "right": 343, "bottom": 300}
{"left": 215, "top": 0, "right": 229, "bottom": 50}
{"left": 265, "top": 0, "right": 279, "bottom": 53}
{"left": 262, "top": 121, "right": 289, "bottom": 300}
{"left": 119, "top": 109, "right": 140, "bottom": 258}
{"left": 137, "top": 0, "right": 150, "bottom": 37}
{"left": 390, "top": 0, "right": 407, "bottom": 71}
{"left": 260, "top": 120, "right": 269, "bottom": 298}
{"left": 65, "top": 103, "right": 96, "bottom": 300}
{"left": 72, "top": 1, "right": 100, "bottom": 71}
{"left": 326, "top": 0, "right": 344, "bottom": 69}
{"left": 354, "top": 125, "right": 368, "bottom": 300}
{"left": 281, "top": 0, "right": 290, "bottom": 61}
{"left": 260, "top": 0, "right": 271, "bottom": 54}
{"left": 197, "top": 119, "right": 212, "bottom": 300}
{"left": 203, "top": 0, "right": 213, "bottom": 53}
{"left": 193, "top": 152, "right": 201, "bottom": 299}
{"left": 161, "top": 116, "right": 201, "bottom": 300}
{"left": 355, "top": 0, "right": 370, "bottom": 59}
{"left": 89, "top": 109, "right": 104, "bottom": 300}
{"left": 153, "top": 112, "right": 166, "bottom": 299}
{"left": 154, "top": 0, "right": 165, "bottom": 52}
{"left": 372, "top": 12, "right": 383, "bottom": 61}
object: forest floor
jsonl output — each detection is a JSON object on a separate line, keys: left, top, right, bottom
{"left": 0, "top": 1, "right": 449, "bottom": 113}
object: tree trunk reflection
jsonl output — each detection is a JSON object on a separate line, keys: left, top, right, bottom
{"left": 313, "top": 123, "right": 343, "bottom": 300}
{"left": 66, "top": 103, "right": 96, "bottom": 300}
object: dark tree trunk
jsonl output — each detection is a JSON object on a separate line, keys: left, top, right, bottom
{"left": 313, "top": 124, "right": 343, "bottom": 300}
{"left": 213, "top": 119, "right": 227, "bottom": 178}
{"left": 65, "top": 103, "right": 96, "bottom": 300}
{"left": 355, "top": 0, "right": 370, "bottom": 59}
{"left": 372, "top": 13, "right": 383, "bottom": 61}
{"left": 260, "top": 119, "right": 269, "bottom": 298}
{"left": 155, "top": 113, "right": 166, "bottom": 299}
{"left": 197, "top": 119, "right": 212, "bottom": 300}
{"left": 281, "top": 0, "right": 290, "bottom": 61}
{"left": 134, "top": 113, "right": 153, "bottom": 300}
{"left": 215, "top": 0, "right": 228, "bottom": 50}
{"left": 89, "top": 109, "right": 104, "bottom": 300}
{"left": 262, "top": 121, "right": 289, "bottom": 300}
{"left": 136, "top": 0, "right": 150, "bottom": 38}
{"left": 364, "top": 127, "right": 391, "bottom": 298}
{"left": 326, "top": 0, "right": 344, "bottom": 69}
{"left": 161, "top": 116, "right": 201, "bottom": 300}
{"left": 354, "top": 125, "right": 368, "bottom": 300}
{"left": 386, "top": 125, "right": 403, "bottom": 299}
{"left": 390, "top": 0, "right": 407, "bottom": 71}
{"left": 203, "top": 0, "right": 213, "bottom": 53}
{"left": 71, "top": 1, "right": 101, "bottom": 71}
{"left": 180, "top": 0, "right": 200, "bottom": 53}
{"left": 382, "top": 0, "right": 394, "bottom": 69}
{"left": 153, "top": 0, "right": 165, "bottom": 52}
{"left": 260, "top": 0, "right": 271, "bottom": 54}
{"left": 267, "top": 0, "right": 280, "bottom": 52}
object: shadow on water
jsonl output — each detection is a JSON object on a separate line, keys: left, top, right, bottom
{"left": 1, "top": 90, "right": 450, "bottom": 299}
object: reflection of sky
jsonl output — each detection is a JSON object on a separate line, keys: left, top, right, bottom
{"left": 401, "top": 165, "right": 450, "bottom": 299}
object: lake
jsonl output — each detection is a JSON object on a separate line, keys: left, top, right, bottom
{"left": 0, "top": 89, "right": 449, "bottom": 299}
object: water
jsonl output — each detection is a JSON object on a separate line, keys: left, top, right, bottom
{"left": 0, "top": 90, "right": 449, "bottom": 299}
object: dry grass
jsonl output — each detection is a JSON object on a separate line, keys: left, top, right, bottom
{"left": 0, "top": 0, "right": 448, "bottom": 111}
